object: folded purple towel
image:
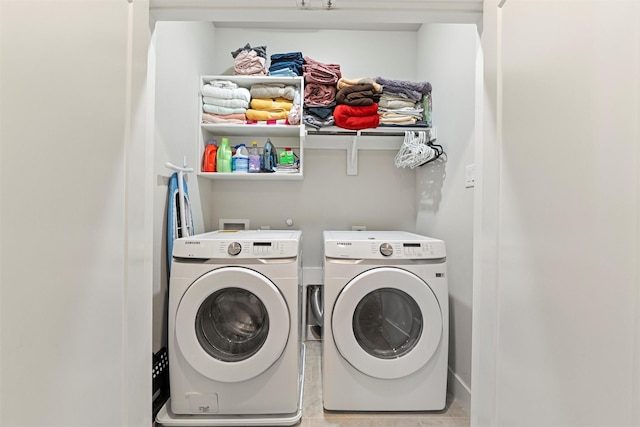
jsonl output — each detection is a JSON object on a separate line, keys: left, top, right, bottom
{"left": 375, "top": 77, "right": 432, "bottom": 101}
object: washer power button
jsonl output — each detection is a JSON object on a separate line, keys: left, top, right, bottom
{"left": 228, "top": 242, "right": 242, "bottom": 256}
{"left": 379, "top": 243, "right": 393, "bottom": 257}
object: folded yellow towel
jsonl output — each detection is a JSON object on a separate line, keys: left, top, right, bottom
{"left": 245, "top": 109, "right": 289, "bottom": 121}
{"left": 250, "top": 98, "right": 293, "bottom": 111}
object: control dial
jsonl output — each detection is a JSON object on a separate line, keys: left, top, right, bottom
{"left": 227, "top": 242, "right": 242, "bottom": 256}
{"left": 379, "top": 242, "right": 393, "bottom": 257}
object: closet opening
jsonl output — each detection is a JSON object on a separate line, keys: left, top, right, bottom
{"left": 147, "top": 5, "right": 483, "bottom": 419}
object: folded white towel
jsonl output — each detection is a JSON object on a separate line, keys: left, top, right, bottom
{"left": 201, "top": 84, "right": 251, "bottom": 102}
{"left": 207, "top": 80, "right": 238, "bottom": 89}
{"left": 379, "top": 94, "right": 418, "bottom": 110}
{"left": 202, "top": 96, "right": 249, "bottom": 109}
{"left": 203, "top": 104, "right": 247, "bottom": 115}
{"left": 249, "top": 83, "right": 297, "bottom": 101}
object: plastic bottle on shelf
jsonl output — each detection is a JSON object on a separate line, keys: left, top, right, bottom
{"left": 248, "top": 141, "right": 260, "bottom": 173}
{"left": 232, "top": 144, "right": 249, "bottom": 173}
{"left": 216, "top": 137, "right": 232, "bottom": 173}
{"left": 202, "top": 139, "right": 217, "bottom": 172}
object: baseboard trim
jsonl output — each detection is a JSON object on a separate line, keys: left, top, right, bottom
{"left": 448, "top": 367, "right": 471, "bottom": 416}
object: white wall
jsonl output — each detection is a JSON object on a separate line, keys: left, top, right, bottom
{"left": 471, "top": 1, "right": 501, "bottom": 425}
{"left": 212, "top": 28, "right": 418, "bottom": 81}
{"left": 415, "top": 23, "right": 477, "bottom": 412}
{"left": 151, "top": 21, "right": 218, "bottom": 352}
{"left": 473, "top": 1, "right": 640, "bottom": 425}
{"left": 0, "top": 1, "right": 151, "bottom": 426}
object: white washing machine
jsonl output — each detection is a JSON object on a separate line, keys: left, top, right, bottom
{"left": 323, "top": 230, "right": 448, "bottom": 412}
{"left": 156, "top": 230, "right": 304, "bottom": 426}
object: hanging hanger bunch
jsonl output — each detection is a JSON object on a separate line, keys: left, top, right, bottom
{"left": 394, "top": 130, "right": 445, "bottom": 169}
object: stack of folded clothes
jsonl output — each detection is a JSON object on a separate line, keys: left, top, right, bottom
{"left": 375, "top": 77, "right": 432, "bottom": 127}
{"left": 269, "top": 52, "right": 304, "bottom": 77}
{"left": 303, "top": 56, "right": 341, "bottom": 107}
{"left": 303, "top": 106, "right": 334, "bottom": 129}
{"left": 333, "top": 77, "right": 382, "bottom": 130}
{"left": 231, "top": 43, "right": 268, "bottom": 76}
{"left": 201, "top": 80, "right": 251, "bottom": 124}
{"left": 246, "top": 83, "right": 299, "bottom": 124}
{"left": 302, "top": 56, "right": 342, "bottom": 129}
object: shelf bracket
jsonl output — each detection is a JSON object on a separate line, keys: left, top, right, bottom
{"left": 347, "top": 132, "right": 360, "bottom": 176}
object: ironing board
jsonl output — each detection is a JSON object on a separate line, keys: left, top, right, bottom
{"left": 166, "top": 165, "right": 194, "bottom": 273}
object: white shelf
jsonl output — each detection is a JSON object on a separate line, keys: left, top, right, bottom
{"left": 305, "top": 126, "right": 436, "bottom": 175}
{"left": 198, "top": 171, "right": 302, "bottom": 181}
{"left": 202, "top": 75, "right": 304, "bottom": 86}
{"left": 198, "top": 75, "right": 305, "bottom": 181}
{"left": 197, "top": 75, "right": 435, "bottom": 178}
{"left": 201, "top": 123, "right": 303, "bottom": 138}
{"left": 305, "top": 125, "right": 434, "bottom": 136}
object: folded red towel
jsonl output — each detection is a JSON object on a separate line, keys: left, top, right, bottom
{"left": 333, "top": 103, "right": 379, "bottom": 130}
{"left": 335, "top": 103, "right": 378, "bottom": 117}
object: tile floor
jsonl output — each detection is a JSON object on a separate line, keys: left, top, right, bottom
{"left": 300, "top": 341, "right": 469, "bottom": 427}
{"left": 155, "top": 341, "right": 469, "bottom": 427}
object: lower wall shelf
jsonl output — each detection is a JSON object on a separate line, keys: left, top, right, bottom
{"left": 197, "top": 127, "right": 436, "bottom": 179}
{"left": 198, "top": 171, "right": 303, "bottom": 180}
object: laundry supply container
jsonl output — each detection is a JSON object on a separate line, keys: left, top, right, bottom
{"left": 232, "top": 144, "right": 249, "bottom": 173}
{"left": 216, "top": 137, "right": 232, "bottom": 173}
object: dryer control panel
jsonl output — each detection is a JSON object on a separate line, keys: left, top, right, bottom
{"left": 324, "top": 230, "right": 446, "bottom": 260}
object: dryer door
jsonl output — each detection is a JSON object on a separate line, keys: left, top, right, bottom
{"left": 332, "top": 267, "right": 442, "bottom": 380}
{"left": 175, "top": 266, "right": 290, "bottom": 383}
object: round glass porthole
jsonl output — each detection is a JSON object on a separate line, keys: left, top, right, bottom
{"left": 352, "top": 288, "right": 423, "bottom": 359}
{"left": 195, "top": 287, "right": 270, "bottom": 362}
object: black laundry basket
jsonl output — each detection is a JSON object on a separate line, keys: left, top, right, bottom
{"left": 152, "top": 347, "right": 170, "bottom": 418}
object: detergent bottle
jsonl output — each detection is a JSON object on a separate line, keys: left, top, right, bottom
{"left": 232, "top": 144, "right": 249, "bottom": 173}
{"left": 248, "top": 141, "right": 260, "bottom": 173}
{"left": 216, "top": 137, "right": 232, "bottom": 173}
{"left": 202, "top": 139, "right": 217, "bottom": 172}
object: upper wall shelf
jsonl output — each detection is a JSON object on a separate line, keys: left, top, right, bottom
{"left": 196, "top": 75, "right": 436, "bottom": 178}
{"left": 305, "top": 126, "right": 436, "bottom": 147}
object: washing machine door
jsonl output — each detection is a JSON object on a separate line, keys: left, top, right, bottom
{"left": 175, "top": 266, "right": 290, "bottom": 383}
{"left": 332, "top": 267, "right": 442, "bottom": 380}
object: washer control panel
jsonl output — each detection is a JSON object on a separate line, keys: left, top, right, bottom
{"left": 216, "top": 240, "right": 296, "bottom": 258}
{"left": 172, "top": 230, "right": 301, "bottom": 259}
{"left": 223, "top": 241, "right": 292, "bottom": 257}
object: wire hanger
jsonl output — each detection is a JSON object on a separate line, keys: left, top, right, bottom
{"left": 394, "top": 130, "right": 445, "bottom": 169}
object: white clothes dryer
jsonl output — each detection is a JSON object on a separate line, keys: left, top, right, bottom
{"left": 323, "top": 230, "right": 448, "bottom": 412}
{"left": 157, "top": 230, "right": 304, "bottom": 426}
